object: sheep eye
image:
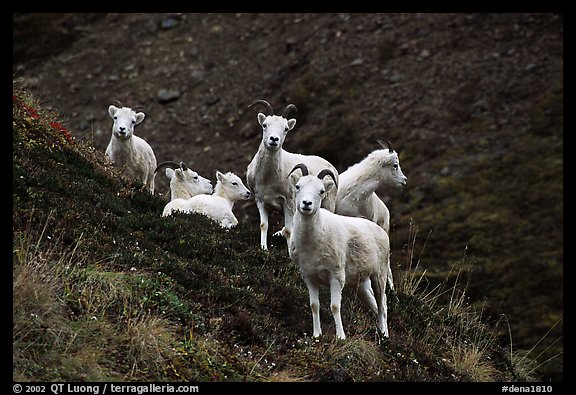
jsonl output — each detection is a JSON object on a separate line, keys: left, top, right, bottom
{"left": 320, "top": 190, "right": 325, "bottom": 195}
{"left": 295, "top": 185, "right": 300, "bottom": 190}
{"left": 262, "top": 123, "right": 267, "bottom": 128}
{"left": 194, "top": 176, "right": 198, "bottom": 180}
{"left": 232, "top": 182, "right": 238, "bottom": 186}
{"left": 113, "top": 116, "right": 117, "bottom": 120}
{"left": 284, "top": 127, "right": 289, "bottom": 132}
{"left": 131, "top": 120, "right": 136, "bottom": 125}
{"left": 393, "top": 164, "right": 398, "bottom": 170}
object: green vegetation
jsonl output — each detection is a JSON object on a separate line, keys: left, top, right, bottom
{"left": 391, "top": 83, "right": 563, "bottom": 380}
{"left": 13, "top": 88, "right": 549, "bottom": 382}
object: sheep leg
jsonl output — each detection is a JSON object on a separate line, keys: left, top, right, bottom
{"left": 370, "top": 273, "right": 389, "bottom": 337}
{"left": 255, "top": 197, "right": 269, "bottom": 250}
{"left": 387, "top": 265, "right": 395, "bottom": 291}
{"left": 303, "top": 276, "right": 322, "bottom": 337}
{"left": 146, "top": 171, "right": 156, "bottom": 194}
{"left": 273, "top": 199, "right": 294, "bottom": 240}
{"left": 282, "top": 200, "right": 294, "bottom": 240}
{"left": 358, "top": 277, "right": 378, "bottom": 315}
{"left": 329, "top": 277, "right": 346, "bottom": 340}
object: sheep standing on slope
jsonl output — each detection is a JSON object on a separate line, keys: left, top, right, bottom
{"left": 106, "top": 104, "right": 157, "bottom": 193}
{"left": 155, "top": 161, "right": 213, "bottom": 201}
{"left": 163, "top": 171, "right": 252, "bottom": 229}
{"left": 335, "top": 140, "right": 407, "bottom": 290}
{"left": 288, "top": 163, "right": 391, "bottom": 340}
{"left": 246, "top": 100, "right": 339, "bottom": 250}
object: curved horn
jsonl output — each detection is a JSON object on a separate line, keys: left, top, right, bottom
{"left": 248, "top": 99, "right": 274, "bottom": 115}
{"left": 112, "top": 99, "right": 123, "bottom": 108}
{"left": 288, "top": 163, "right": 309, "bottom": 178}
{"left": 282, "top": 104, "right": 298, "bottom": 118}
{"left": 179, "top": 161, "right": 188, "bottom": 171}
{"left": 154, "top": 161, "right": 181, "bottom": 173}
{"left": 377, "top": 139, "right": 394, "bottom": 153}
{"left": 317, "top": 169, "right": 338, "bottom": 189}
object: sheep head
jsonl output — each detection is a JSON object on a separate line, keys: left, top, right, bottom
{"left": 372, "top": 140, "right": 408, "bottom": 188}
{"left": 108, "top": 105, "right": 145, "bottom": 140}
{"left": 156, "top": 161, "right": 213, "bottom": 196}
{"left": 248, "top": 100, "right": 297, "bottom": 152}
{"left": 289, "top": 164, "right": 337, "bottom": 215}
{"left": 215, "top": 171, "right": 253, "bottom": 201}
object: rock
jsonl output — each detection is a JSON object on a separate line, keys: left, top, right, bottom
{"left": 157, "top": 89, "right": 181, "bottom": 103}
{"left": 350, "top": 58, "right": 364, "bottom": 66}
{"left": 419, "top": 49, "right": 431, "bottom": 59}
{"left": 160, "top": 16, "right": 178, "bottom": 30}
{"left": 389, "top": 74, "right": 402, "bottom": 83}
{"left": 205, "top": 97, "right": 220, "bottom": 106}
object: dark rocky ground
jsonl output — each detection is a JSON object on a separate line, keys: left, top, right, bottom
{"left": 13, "top": 13, "right": 563, "bottom": 380}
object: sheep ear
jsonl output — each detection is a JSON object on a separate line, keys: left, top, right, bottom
{"left": 289, "top": 172, "right": 300, "bottom": 187}
{"left": 108, "top": 105, "right": 118, "bottom": 118}
{"left": 165, "top": 168, "right": 175, "bottom": 180}
{"left": 287, "top": 119, "right": 297, "bottom": 131}
{"left": 323, "top": 179, "right": 336, "bottom": 193}
{"left": 257, "top": 113, "right": 267, "bottom": 126}
{"left": 216, "top": 171, "right": 225, "bottom": 183}
{"left": 175, "top": 168, "right": 185, "bottom": 180}
{"left": 135, "top": 112, "right": 145, "bottom": 124}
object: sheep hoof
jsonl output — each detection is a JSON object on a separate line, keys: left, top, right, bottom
{"left": 273, "top": 227, "right": 291, "bottom": 239}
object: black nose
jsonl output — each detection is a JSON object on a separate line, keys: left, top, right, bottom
{"left": 302, "top": 200, "right": 312, "bottom": 207}
{"left": 119, "top": 126, "right": 125, "bottom": 131}
{"left": 269, "top": 136, "right": 279, "bottom": 143}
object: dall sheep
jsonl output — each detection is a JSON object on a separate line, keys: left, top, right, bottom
{"left": 155, "top": 161, "right": 213, "bottom": 201}
{"left": 162, "top": 171, "right": 252, "bottom": 229}
{"left": 288, "top": 163, "right": 390, "bottom": 340}
{"left": 106, "top": 104, "right": 157, "bottom": 193}
{"left": 246, "top": 99, "right": 339, "bottom": 250}
{"left": 335, "top": 140, "right": 407, "bottom": 290}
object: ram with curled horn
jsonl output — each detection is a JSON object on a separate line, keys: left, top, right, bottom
{"left": 246, "top": 99, "right": 340, "bottom": 250}
{"left": 288, "top": 162, "right": 392, "bottom": 340}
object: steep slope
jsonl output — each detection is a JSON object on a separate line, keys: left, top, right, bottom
{"left": 13, "top": 12, "right": 562, "bottom": 380}
{"left": 13, "top": 88, "right": 535, "bottom": 382}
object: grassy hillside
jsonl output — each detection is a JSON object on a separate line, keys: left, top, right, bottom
{"left": 13, "top": 88, "right": 546, "bottom": 382}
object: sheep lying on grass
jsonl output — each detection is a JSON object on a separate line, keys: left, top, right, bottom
{"left": 335, "top": 140, "right": 407, "bottom": 290}
{"left": 288, "top": 163, "right": 391, "bottom": 340}
{"left": 155, "top": 161, "right": 213, "bottom": 200}
{"left": 246, "top": 99, "right": 339, "bottom": 250}
{"left": 162, "top": 171, "right": 252, "bottom": 229}
{"left": 105, "top": 104, "right": 157, "bottom": 193}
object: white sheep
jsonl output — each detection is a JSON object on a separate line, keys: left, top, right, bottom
{"left": 335, "top": 140, "right": 407, "bottom": 290}
{"left": 162, "top": 171, "right": 252, "bottom": 229}
{"left": 246, "top": 100, "right": 339, "bottom": 250}
{"left": 154, "top": 161, "right": 213, "bottom": 201}
{"left": 288, "top": 163, "right": 390, "bottom": 340}
{"left": 105, "top": 104, "right": 157, "bottom": 193}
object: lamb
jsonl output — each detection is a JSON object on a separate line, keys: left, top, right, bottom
{"left": 162, "top": 171, "right": 252, "bottom": 229}
{"left": 105, "top": 104, "right": 157, "bottom": 193}
{"left": 154, "top": 161, "right": 213, "bottom": 201}
{"left": 246, "top": 99, "right": 339, "bottom": 250}
{"left": 288, "top": 163, "right": 391, "bottom": 340}
{"left": 335, "top": 140, "right": 407, "bottom": 290}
